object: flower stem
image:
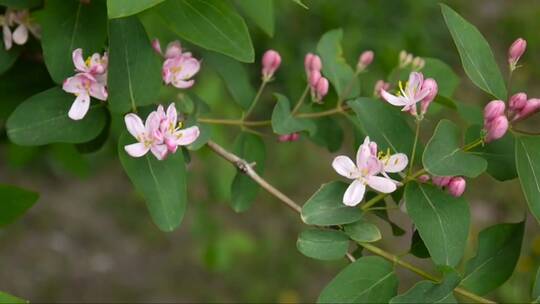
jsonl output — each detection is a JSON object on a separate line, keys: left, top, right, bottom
{"left": 292, "top": 85, "right": 310, "bottom": 115}
{"left": 408, "top": 119, "right": 421, "bottom": 176}
{"left": 244, "top": 80, "right": 268, "bottom": 120}
{"left": 462, "top": 138, "right": 483, "bottom": 151}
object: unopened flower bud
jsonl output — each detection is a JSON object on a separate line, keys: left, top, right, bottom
{"left": 513, "top": 98, "right": 540, "bottom": 122}
{"left": 373, "top": 80, "right": 390, "bottom": 98}
{"left": 304, "top": 53, "right": 322, "bottom": 72}
{"left": 432, "top": 176, "right": 451, "bottom": 188}
{"left": 151, "top": 39, "right": 162, "bottom": 56}
{"left": 418, "top": 174, "right": 430, "bottom": 183}
{"left": 308, "top": 69, "right": 322, "bottom": 88}
{"left": 508, "top": 38, "right": 526, "bottom": 69}
{"left": 485, "top": 115, "right": 509, "bottom": 143}
{"left": 509, "top": 92, "right": 527, "bottom": 112}
{"left": 278, "top": 133, "right": 300, "bottom": 142}
{"left": 262, "top": 49, "right": 281, "bottom": 81}
{"left": 447, "top": 177, "right": 466, "bottom": 197}
{"left": 357, "top": 50, "right": 374, "bottom": 71}
{"left": 290, "top": 133, "right": 300, "bottom": 141}
{"left": 420, "top": 78, "right": 438, "bottom": 115}
{"left": 314, "top": 77, "right": 329, "bottom": 102}
{"left": 483, "top": 100, "right": 506, "bottom": 122}
{"left": 412, "top": 57, "right": 425, "bottom": 70}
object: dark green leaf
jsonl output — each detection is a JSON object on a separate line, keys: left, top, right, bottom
{"left": 0, "top": 45, "right": 19, "bottom": 75}
{"left": 422, "top": 58, "right": 459, "bottom": 98}
{"left": 7, "top": 87, "right": 108, "bottom": 146}
{"left": 441, "top": 4, "right": 506, "bottom": 100}
{"left": 455, "top": 100, "right": 483, "bottom": 125}
{"left": 0, "top": 291, "right": 27, "bottom": 304}
{"left": 235, "top": 0, "right": 274, "bottom": 37}
{"left": 0, "top": 184, "right": 39, "bottom": 227}
{"left": 272, "top": 94, "right": 316, "bottom": 135}
{"left": 230, "top": 133, "right": 265, "bottom": 212}
{"left": 309, "top": 116, "right": 344, "bottom": 152}
{"left": 405, "top": 182, "right": 470, "bottom": 267}
{"left": 0, "top": 0, "right": 40, "bottom": 8}
{"left": 390, "top": 268, "right": 460, "bottom": 303}
{"left": 118, "top": 132, "right": 187, "bottom": 231}
{"left": 410, "top": 230, "right": 430, "bottom": 259}
{"left": 316, "top": 29, "right": 359, "bottom": 99}
{"left": 462, "top": 221, "right": 525, "bottom": 295}
{"left": 344, "top": 218, "right": 381, "bottom": 243}
{"left": 423, "top": 119, "right": 487, "bottom": 178}
{"left": 318, "top": 256, "right": 398, "bottom": 303}
{"left": 297, "top": 228, "right": 349, "bottom": 261}
{"left": 38, "top": 0, "right": 108, "bottom": 83}
{"left": 515, "top": 136, "right": 540, "bottom": 223}
{"left": 154, "top": 0, "right": 254, "bottom": 62}
{"left": 107, "top": 0, "right": 165, "bottom": 18}
{"left": 108, "top": 16, "right": 161, "bottom": 113}
{"left": 301, "top": 181, "right": 363, "bottom": 226}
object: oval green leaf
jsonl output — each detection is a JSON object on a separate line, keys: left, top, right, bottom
{"left": 7, "top": 87, "right": 108, "bottom": 146}
{"left": 318, "top": 256, "right": 398, "bottom": 303}
{"left": 272, "top": 94, "right": 316, "bottom": 135}
{"left": 297, "top": 228, "right": 349, "bottom": 261}
{"left": 107, "top": 0, "right": 165, "bottom": 18}
{"left": 154, "top": 0, "right": 254, "bottom": 62}
{"left": 516, "top": 136, "right": 540, "bottom": 223}
{"left": 0, "top": 184, "right": 39, "bottom": 227}
{"left": 390, "top": 268, "right": 460, "bottom": 304}
{"left": 234, "top": 0, "right": 274, "bottom": 37}
{"left": 343, "top": 218, "right": 381, "bottom": 243}
{"left": 405, "top": 182, "right": 470, "bottom": 267}
{"left": 118, "top": 132, "right": 187, "bottom": 231}
{"left": 0, "top": 291, "right": 27, "bottom": 304}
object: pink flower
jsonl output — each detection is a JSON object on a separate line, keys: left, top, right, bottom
{"left": 62, "top": 73, "right": 107, "bottom": 120}
{"left": 304, "top": 53, "right": 322, "bottom": 73}
{"left": 261, "top": 49, "right": 281, "bottom": 81}
{"left": 162, "top": 55, "right": 201, "bottom": 89}
{"left": 155, "top": 103, "right": 200, "bottom": 153}
{"left": 508, "top": 38, "right": 526, "bottom": 70}
{"left": 432, "top": 176, "right": 452, "bottom": 187}
{"left": 420, "top": 78, "right": 438, "bottom": 115}
{"left": 72, "top": 48, "right": 108, "bottom": 78}
{"left": 447, "top": 177, "right": 466, "bottom": 197}
{"left": 278, "top": 133, "right": 300, "bottom": 142}
{"left": 381, "top": 72, "right": 431, "bottom": 115}
{"left": 1, "top": 9, "right": 40, "bottom": 50}
{"left": 485, "top": 115, "right": 509, "bottom": 143}
{"left": 357, "top": 50, "right": 374, "bottom": 71}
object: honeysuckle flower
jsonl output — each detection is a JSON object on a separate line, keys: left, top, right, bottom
{"left": 313, "top": 77, "right": 329, "bottom": 103}
{"left": 411, "top": 57, "right": 425, "bottom": 70}
{"left": 432, "top": 176, "right": 452, "bottom": 187}
{"left": 153, "top": 39, "right": 186, "bottom": 59}
{"left": 1, "top": 9, "right": 40, "bottom": 50}
{"left": 124, "top": 112, "right": 168, "bottom": 160}
{"left": 420, "top": 78, "right": 437, "bottom": 115}
{"left": 364, "top": 137, "right": 408, "bottom": 181}
{"left": 509, "top": 92, "right": 527, "bottom": 113}
{"left": 373, "top": 80, "right": 390, "bottom": 98}
{"left": 447, "top": 177, "right": 466, "bottom": 197}
{"left": 357, "top": 50, "right": 374, "bottom": 72}
{"left": 512, "top": 98, "right": 540, "bottom": 122}
{"left": 278, "top": 133, "right": 300, "bottom": 142}
{"left": 155, "top": 103, "right": 200, "bottom": 153}
{"left": 380, "top": 72, "right": 431, "bottom": 115}
{"left": 483, "top": 100, "right": 508, "bottom": 142}
{"left": 304, "top": 53, "right": 322, "bottom": 73}
{"left": 483, "top": 100, "right": 505, "bottom": 122}
{"left": 162, "top": 54, "right": 201, "bottom": 89}
{"left": 72, "top": 48, "right": 108, "bottom": 76}
{"left": 399, "top": 50, "right": 413, "bottom": 68}
{"left": 62, "top": 73, "right": 107, "bottom": 120}
{"left": 508, "top": 38, "right": 526, "bottom": 70}
{"left": 261, "top": 49, "right": 281, "bottom": 81}
{"left": 332, "top": 137, "right": 401, "bottom": 206}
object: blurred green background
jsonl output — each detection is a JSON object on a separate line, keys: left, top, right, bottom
{"left": 2, "top": 0, "right": 540, "bottom": 302}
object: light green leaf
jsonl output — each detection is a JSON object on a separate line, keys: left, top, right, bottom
{"left": 297, "top": 228, "right": 349, "bottom": 261}
{"left": 441, "top": 4, "right": 506, "bottom": 100}
{"left": 0, "top": 184, "right": 39, "bottom": 227}
{"left": 0, "top": 291, "right": 27, "bottom": 304}
{"left": 462, "top": 221, "right": 524, "bottom": 295}
{"left": 405, "top": 182, "right": 470, "bottom": 267}
{"left": 38, "top": 0, "right": 107, "bottom": 83}
{"left": 118, "top": 132, "right": 187, "bottom": 231}
{"left": 154, "top": 0, "right": 254, "bottom": 62}
{"left": 108, "top": 16, "right": 161, "bottom": 113}
{"left": 390, "top": 268, "right": 460, "bottom": 303}
{"left": 271, "top": 94, "right": 316, "bottom": 135}
{"left": 107, "top": 0, "right": 165, "bottom": 18}
{"left": 291, "top": 0, "right": 307, "bottom": 9}
{"left": 7, "top": 88, "right": 108, "bottom": 146}
{"left": 533, "top": 266, "right": 540, "bottom": 303}
{"left": 235, "top": 0, "right": 274, "bottom": 37}
{"left": 318, "top": 256, "right": 398, "bottom": 303}
{"left": 343, "top": 218, "right": 381, "bottom": 243}
{"left": 515, "top": 136, "right": 540, "bottom": 222}
{"left": 316, "top": 29, "right": 359, "bottom": 100}
{"left": 423, "top": 119, "right": 487, "bottom": 178}
{"left": 455, "top": 99, "right": 483, "bottom": 125}
{"left": 301, "top": 181, "right": 363, "bottom": 226}
{"left": 230, "top": 133, "right": 265, "bottom": 212}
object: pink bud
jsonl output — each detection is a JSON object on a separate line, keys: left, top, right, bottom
{"left": 278, "top": 134, "right": 291, "bottom": 142}
{"left": 315, "top": 77, "right": 329, "bottom": 102}
{"left": 483, "top": 100, "right": 506, "bottom": 122}
{"left": 289, "top": 133, "right": 300, "bottom": 141}
{"left": 262, "top": 49, "right": 281, "bottom": 81}
{"left": 420, "top": 78, "right": 438, "bottom": 115}
{"left": 373, "top": 80, "right": 390, "bottom": 97}
{"left": 432, "top": 176, "right": 452, "bottom": 188}
{"left": 418, "top": 174, "right": 430, "bottom": 183}
{"left": 513, "top": 98, "right": 540, "bottom": 122}
{"left": 304, "top": 53, "right": 322, "bottom": 72}
{"left": 447, "top": 177, "right": 466, "bottom": 197}
{"left": 509, "top": 92, "right": 527, "bottom": 112}
{"left": 508, "top": 38, "right": 526, "bottom": 68}
{"left": 151, "top": 39, "right": 163, "bottom": 56}
{"left": 308, "top": 70, "right": 322, "bottom": 88}
{"left": 357, "top": 50, "right": 374, "bottom": 71}
{"left": 485, "top": 115, "right": 509, "bottom": 143}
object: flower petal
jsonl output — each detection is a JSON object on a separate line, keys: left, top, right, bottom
{"left": 176, "top": 126, "right": 200, "bottom": 146}
{"left": 125, "top": 142, "right": 150, "bottom": 158}
{"left": 3, "top": 25, "right": 12, "bottom": 50}
{"left": 384, "top": 153, "right": 408, "bottom": 173}
{"left": 124, "top": 113, "right": 145, "bottom": 139}
{"left": 72, "top": 48, "right": 87, "bottom": 72}
{"left": 166, "top": 103, "right": 177, "bottom": 126}
{"left": 366, "top": 175, "right": 397, "bottom": 193}
{"left": 332, "top": 156, "right": 359, "bottom": 179}
{"left": 89, "top": 81, "right": 108, "bottom": 101}
{"left": 151, "top": 144, "right": 168, "bottom": 160}
{"left": 145, "top": 111, "right": 161, "bottom": 133}
{"left": 172, "top": 79, "right": 194, "bottom": 89}
{"left": 177, "top": 58, "right": 200, "bottom": 79}
{"left": 12, "top": 24, "right": 28, "bottom": 45}
{"left": 68, "top": 93, "right": 90, "bottom": 120}
{"left": 343, "top": 180, "right": 366, "bottom": 206}
{"left": 381, "top": 89, "right": 408, "bottom": 106}
{"left": 356, "top": 140, "right": 372, "bottom": 169}
{"left": 165, "top": 40, "right": 182, "bottom": 58}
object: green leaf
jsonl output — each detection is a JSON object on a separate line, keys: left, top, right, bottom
{"left": 230, "top": 133, "right": 265, "bottom": 212}
{"left": 38, "top": 0, "right": 108, "bottom": 83}
{"left": 7, "top": 87, "right": 108, "bottom": 146}
{"left": 271, "top": 94, "right": 316, "bottom": 135}
{"left": 348, "top": 98, "right": 419, "bottom": 158}
{"left": 533, "top": 266, "right": 540, "bottom": 303}
{"left": 405, "top": 182, "right": 470, "bottom": 267}
{"left": 0, "top": 184, "right": 39, "bottom": 227}
{"left": 309, "top": 116, "right": 344, "bottom": 152}
{"left": 301, "top": 181, "right": 363, "bottom": 226}
{"left": 0, "top": 45, "right": 19, "bottom": 75}
{"left": 154, "top": 0, "right": 254, "bottom": 62}
{"left": 0, "top": 291, "right": 27, "bottom": 304}
{"left": 316, "top": 29, "right": 359, "bottom": 99}
{"left": 107, "top": 0, "right": 165, "bottom": 18}
{"left": 515, "top": 136, "right": 540, "bottom": 223}
{"left": 390, "top": 268, "right": 460, "bottom": 303}
{"left": 441, "top": 4, "right": 506, "bottom": 100}
{"left": 0, "top": 0, "right": 40, "bottom": 9}
{"left": 423, "top": 119, "right": 487, "bottom": 178}
{"left": 297, "top": 228, "right": 349, "bottom": 261}
{"left": 409, "top": 230, "right": 430, "bottom": 259}
{"left": 118, "top": 132, "right": 187, "bottom": 231}
{"left": 235, "top": 0, "right": 274, "bottom": 37}
{"left": 422, "top": 58, "right": 459, "bottom": 98}
{"left": 205, "top": 52, "right": 255, "bottom": 110}
{"left": 318, "top": 256, "right": 398, "bottom": 303}
{"left": 291, "top": 0, "right": 308, "bottom": 9}
{"left": 465, "top": 125, "right": 516, "bottom": 181}
{"left": 343, "top": 218, "right": 381, "bottom": 243}
{"left": 461, "top": 221, "right": 525, "bottom": 295}
{"left": 455, "top": 100, "right": 483, "bottom": 125}
{"left": 108, "top": 16, "right": 161, "bottom": 113}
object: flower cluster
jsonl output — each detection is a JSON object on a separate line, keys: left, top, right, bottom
{"left": 380, "top": 71, "right": 438, "bottom": 118}
{"left": 305, "top": 53, "right": 329, "bottom": 103}
{"left": 62, "top": 49, "right": 108, "bottom": 120}
{"left": 332, "top": 137, "right": 408, "bottom": 206}
{"left": 1, "top": 9, "right": 40, "bottom": 50}
{"left": 153, "top": 39, "right": 201, "bottom": 89}
{"left": 124, "top": 103, "right": 200, "bottom": 160}
{"left": 399, "top": 50, "right": 425, "bottom": 70}
{"left": 420, "top": 175, "right": 467, "bottom": 197}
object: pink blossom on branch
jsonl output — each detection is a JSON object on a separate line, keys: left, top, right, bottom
{"left": 508, "top": 38, "right": 526, "bottom": 70}
{"left": 261, "top": 49, "right": 281, "bottom": 81}
{"left": 380, "top": 72, "right": 437, "bottom": 118}
{"left": 482, "top": 100, "right": 508, "bottom": 143}
{"left": 154, "top": 39, "right": 201, "bottom": 89}
{"left": 304, "top": 53, "right": 322, "bottom": 73}
{"left": 356, "top": 50, "right": 374, "bottom": 72}
{"left": 512, "top": 98, "right": 540, "bottom": 122}
{"left": 63, "top": 73, "right": 107, "bottom": 120}
{"left": 1, "top": 9, "right": 40, "bottom": 50}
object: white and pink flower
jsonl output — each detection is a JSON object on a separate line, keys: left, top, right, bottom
{"left": 153, "top": 39, "right": 201, "bottom": 89}
{"left": 1, "top": 9, "right": 40, "bottom": 50}
{"left": 380, "top": 72, "right": 436, "bottom": 117}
